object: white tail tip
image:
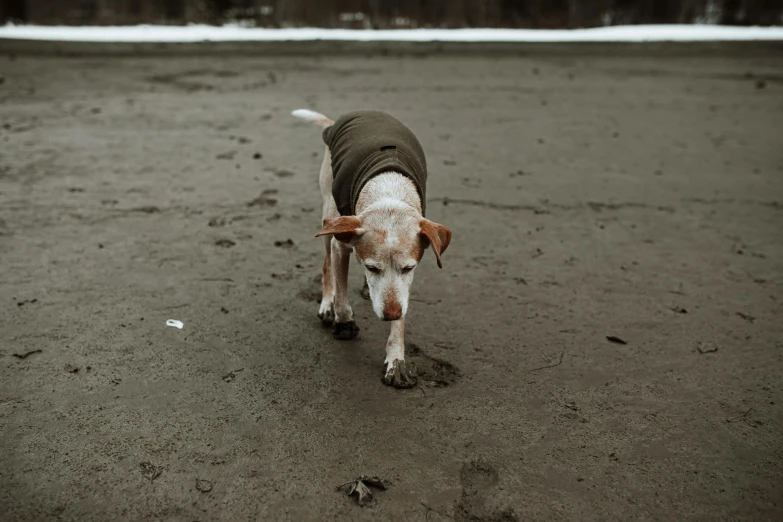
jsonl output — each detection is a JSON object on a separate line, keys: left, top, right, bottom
{"left": 291, "top": 109, "right": 333, "bottom": 129}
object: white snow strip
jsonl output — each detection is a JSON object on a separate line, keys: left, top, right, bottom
{"left": 0, "top": 24, "right": 782, "bottom": 43}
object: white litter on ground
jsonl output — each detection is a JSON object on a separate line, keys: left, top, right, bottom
{"left": 0, "top": 24, "right": 781, "bottom": 43}
{"left": 165, "top": 319, "right": 184, "bottom": 329}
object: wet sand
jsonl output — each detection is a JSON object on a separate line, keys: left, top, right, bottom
{"left": 1, "top": 42, "right": 782, "bottom": 520}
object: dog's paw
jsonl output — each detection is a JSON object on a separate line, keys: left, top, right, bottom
{"left": 360, "top": 278, "right": 371, "bottom": 300}
{"left": 318, "top": 303, "right": 334, "bottom": 327}
{"left": 382, "top": 359, "right": 417, "bottom": 389}
{"left": 332, "top": 320, "right": 359, "bottom": 340}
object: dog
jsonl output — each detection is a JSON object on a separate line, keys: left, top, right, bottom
{"left": 292, "top": 109, "right": 452, "bottom": 388}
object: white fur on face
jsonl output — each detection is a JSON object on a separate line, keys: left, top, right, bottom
{"left": 357, "top": 222, "right": 419, "bottom": 321}
{"left": 364, "top": 262, "right": 416, "bottom": 320}
{"left": 353, "top": 172, "right": 425, "bottom": 321}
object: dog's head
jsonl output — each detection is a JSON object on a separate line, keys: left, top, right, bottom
{"left": 315, "top": 209, "right": 451, "bottom": 321}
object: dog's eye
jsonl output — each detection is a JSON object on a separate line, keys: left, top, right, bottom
{"left": 401, "top": 265, "right": 415, "bottom": 274}
{"left": 366, "top": 265, "right": 381, "bottom": 274}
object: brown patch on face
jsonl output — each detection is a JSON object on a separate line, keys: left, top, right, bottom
{"left": 353, "top": 233, "right": 378, "bottom": 261}
{"left": 392, "top": 229, "right": 424, "bottom": 264}
{"left": 410, "top": 236, "right": 426, "bottom": 262}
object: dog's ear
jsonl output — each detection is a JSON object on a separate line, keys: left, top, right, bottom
{"left": 315, "top": 216, "right": 364, "bottom": 245}
{"left": 420, "top": 219, "right": 452, "bottom": 268}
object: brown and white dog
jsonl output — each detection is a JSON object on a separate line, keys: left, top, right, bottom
{"left": 292, "top": 109, "right": 452, "bottom": 388}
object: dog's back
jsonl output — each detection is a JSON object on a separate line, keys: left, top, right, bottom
{"left": 323, "top": 110, "right": 428, "bottom": 218}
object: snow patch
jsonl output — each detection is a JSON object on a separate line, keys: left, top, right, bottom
{"left": 1, "top": 23, "right": 782, "bottom": 43}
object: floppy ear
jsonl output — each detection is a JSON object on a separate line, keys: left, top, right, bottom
{"left": 420, "top": 219, "right": 452, "bottom": 268}
{"left": 314, "top": 216, "right": 364, "bottom": 245}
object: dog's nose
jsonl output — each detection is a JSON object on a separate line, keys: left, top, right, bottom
{"left": 382, "top": 302, "right": 402, "bottom": 321}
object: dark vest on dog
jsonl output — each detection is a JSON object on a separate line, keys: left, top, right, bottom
{"left": 322, "top": 110, "right": 427, "bottom": 217}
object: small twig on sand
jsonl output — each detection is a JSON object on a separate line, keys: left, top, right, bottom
{"left": 421, "top": 502, "right": 454, "bottom": 520}
{"left": 12, "top": 350, "right": 42, "bottom": 359}
{"left": 527, "top": 352, "right": 564, "bottom": 374}
{"left": 158, "top": 303, "right": 189, "bottom": 310}
{"left": 726, "top": 408, "right": 752, "bottom": 423}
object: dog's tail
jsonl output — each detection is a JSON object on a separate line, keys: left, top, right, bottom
{"left": 291, "top": 109, "right": 333, "bottom": 129}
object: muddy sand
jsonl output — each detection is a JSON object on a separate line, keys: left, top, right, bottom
{"left": 1, "top": 42, "right": 782, "bottom": 521}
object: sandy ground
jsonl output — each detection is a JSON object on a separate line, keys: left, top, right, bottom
{"left": 1, "top": 42, "right": 782, "bottom": 521}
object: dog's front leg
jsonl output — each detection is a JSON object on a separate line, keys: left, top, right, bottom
{"left": 381, "top": 319, "right": 417, "bottom": 388}
{"left": 330, "top": 238, "right": 360, "bottom": 340}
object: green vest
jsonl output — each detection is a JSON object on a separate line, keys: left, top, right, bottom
{"left": 322, "top": 110, "right": 427, "bottom": 216}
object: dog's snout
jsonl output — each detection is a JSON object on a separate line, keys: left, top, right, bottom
{"left": 382, "top": 301, "right": 402, "bottom": 321}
